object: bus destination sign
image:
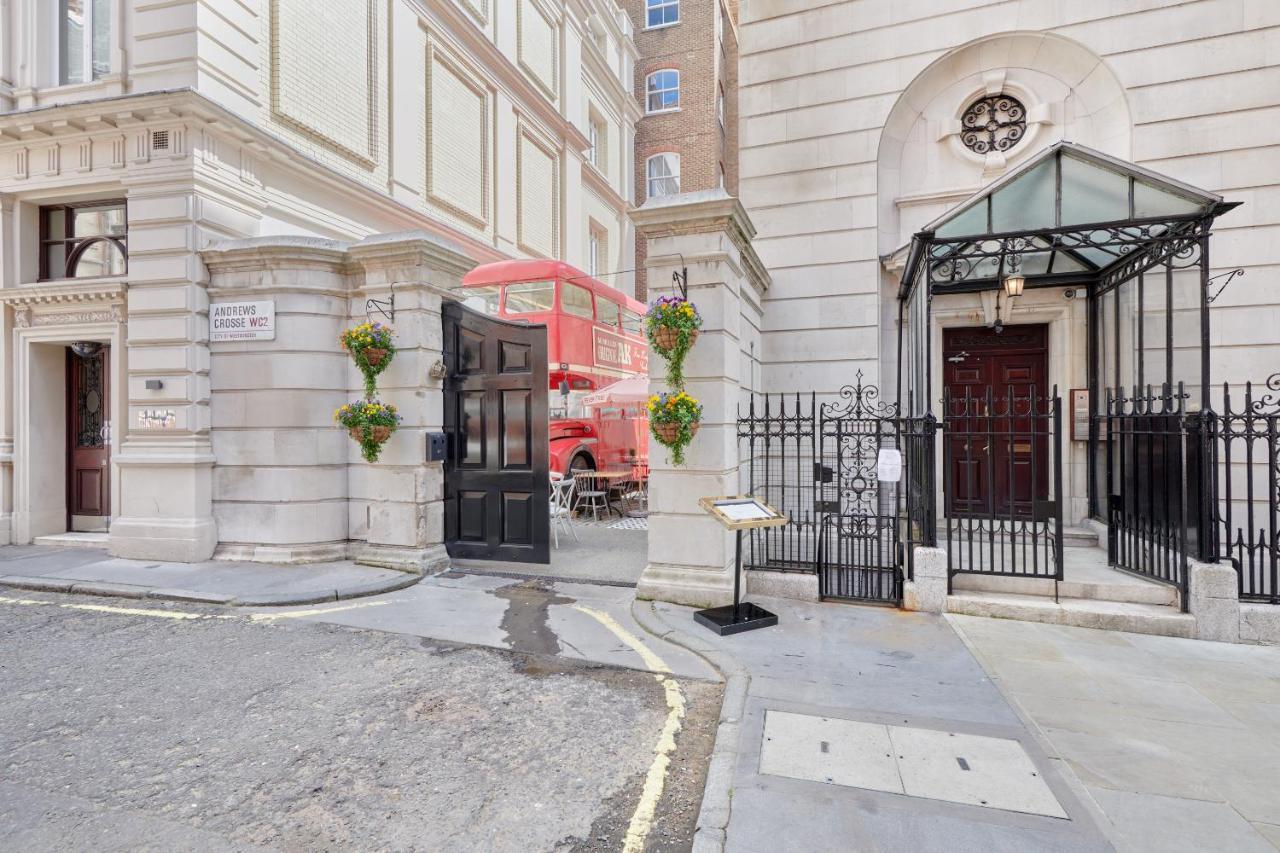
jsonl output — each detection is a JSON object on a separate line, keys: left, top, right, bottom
{"left": 593, "top": 327, "right": 647, "bottom": 373}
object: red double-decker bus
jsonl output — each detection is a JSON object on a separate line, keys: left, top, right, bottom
{"left": 460, "top": 260, "right": 649, "bottom": 475}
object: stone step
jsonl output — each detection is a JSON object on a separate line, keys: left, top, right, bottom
{"left": 936, "top": 525, "right": 1101, "bottom": 548}
{"left": 33, "top": 532, "right": 109, "bottom": 550}
{"left": 946, "top": 591, "right": 1194, "bottom": 638}
{"left": 952, "top": 571, "right": 1179, "bottom": 606}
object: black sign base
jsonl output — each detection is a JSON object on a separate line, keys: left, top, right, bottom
{"left": 694, "top": 602, "right": 778, "bottom": 636}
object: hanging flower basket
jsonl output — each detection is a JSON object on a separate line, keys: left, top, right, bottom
{"left": 340, "top": 322, "right": 396, "bottom": 398}
{"left": 651, "top": 326, "right": 699, "bottom": 353}
{"left": 648, "top": 391, "right": 703, "bottom": 467}
{"left": 645, "top": 296, "right": 703, "bottom": 389}
{"left": 335, "top": 399, "right": 402, "bottom": 463}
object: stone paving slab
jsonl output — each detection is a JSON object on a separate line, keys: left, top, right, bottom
{"left": 0, "top": 546, "right": 420, "bottom": 606}
{"left": 948, "top": 613, "right": 1280, "bottom": 852}
{"left": 646, "top": 596, "right": 1112, "bottom": 853}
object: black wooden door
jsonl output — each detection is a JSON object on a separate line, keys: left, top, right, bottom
{"left": 443, "top": 301, "right": 550, "bottom": 563}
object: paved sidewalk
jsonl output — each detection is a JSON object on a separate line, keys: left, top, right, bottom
{"left": 643, "top": 596, "right": 1114, "bottom": 853}
{"left": 0, "top": 545, "right": 419, "bottom": 606}
{"left": 950, "top": 614, "right": 1280, "bottom": 852}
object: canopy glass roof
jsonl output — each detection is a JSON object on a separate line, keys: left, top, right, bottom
{"left": 911, "top": 142, "right": 1225, "bottom": 290}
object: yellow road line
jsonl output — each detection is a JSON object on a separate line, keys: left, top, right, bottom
{"left": 572, "top": 604, "right": 686, "bottom": 853}
{"left": 0, "top": 595, "right": 214, "bottom": 620}
{"left": 0, "top": 594, "right": 386, "bottom": 622}
{"left": 249, "top": 601, "right": 388, "bottom": 621}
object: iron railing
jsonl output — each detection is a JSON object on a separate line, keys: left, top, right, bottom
{"left": 1215, "top": 377, "right": 1280, "bottom": 603}
{"left": 1104, "top": 385, "right": 1199, "bottom": 608}
{"left": 738, "top": 392, "right": 819, "bottom": 573}
{"left": 941, "top": 387, "right": 1064, "bottom": 589}
{"left": 737, "top": 378, "right": 936, "bottom": 604}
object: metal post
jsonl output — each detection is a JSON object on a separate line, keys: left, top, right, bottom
{"left": 733, "top": 528, "right": 743, "bottom": 620}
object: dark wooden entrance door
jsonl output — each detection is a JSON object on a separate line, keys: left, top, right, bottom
{"left": 67, "top": 347, "right": 110, "bottom": 522}
{"left": 943, "top": 325, "right": 1049, "bottom": 518}
{"left": 442, "top": 301, "right": 550, "bottom": 563}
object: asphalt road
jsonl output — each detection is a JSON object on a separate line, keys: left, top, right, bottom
{"left": 0, "top": 592, "right": 721, "bottom": 852}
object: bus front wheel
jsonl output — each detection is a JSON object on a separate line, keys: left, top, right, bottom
{"left": 569, "top": 453, "right": 595, "bottom": 475}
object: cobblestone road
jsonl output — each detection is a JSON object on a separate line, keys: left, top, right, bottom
{"left": 0, "top": 593, "right": 720, "bottom": 852}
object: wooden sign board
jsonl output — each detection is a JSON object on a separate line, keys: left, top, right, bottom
{"left": 699, "top": 496, "right": 789, "bottom": 531}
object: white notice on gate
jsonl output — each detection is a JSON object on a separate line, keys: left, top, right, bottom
{"left": 876, "top": 449, "right": 902, "bottom": 483}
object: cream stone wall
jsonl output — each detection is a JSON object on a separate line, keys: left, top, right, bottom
{"left": 738, "top": 1, "right": 1280, "bottom": 398}
{"left": 0, "top": 0, "right": 638, "bottom": 292}
{"left": 0, "top": 0, "right": 640, "bottom": 560}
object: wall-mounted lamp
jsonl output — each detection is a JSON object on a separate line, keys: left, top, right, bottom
{"left": 69, "top": 341, "right": 102, "bottom": 359}
{"left": 1003, "top": 274, "right": 1025, "bottom": 298}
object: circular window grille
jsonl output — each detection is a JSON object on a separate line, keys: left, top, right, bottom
{"left": 960, "top": 94, "right": 1027, "bottom": 155}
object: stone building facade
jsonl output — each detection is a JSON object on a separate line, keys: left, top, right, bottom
{"left": 0, "top": 0, "right": 639, "bottom": 563}
{"left": 626, "top": 0, "right": 739, "bottom": 300}
{"left": 736, "top": 0, "right": 1279, "bottom": 398}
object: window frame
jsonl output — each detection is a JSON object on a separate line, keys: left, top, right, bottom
{"left": 38, "top": 199, "right": 128, "bottom": 282}
{"left": 587, "top": 114, "right": 606, "bottom": 173}
{"left": 644, "top": 0, "right": 679, "bottom": 29}
{"left": 646, "top": 153, "right": 681, "bottom": 200}
{"left": 560, "top": 282, "right": 596, "bottom": 320}
{"left": 596, "top": 297, "right": 620, "bottom": 329}
{"left": 58, "top": 0, "right": 112, "bottom": 86}
{"left": 644, "top": 69, "right": 680, "bottom": 115}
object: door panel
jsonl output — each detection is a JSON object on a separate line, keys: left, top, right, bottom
{"left": 444, "top": 302, "right": 550, "bottom": 563}
{"left": 67, "top": 347, "right": 110, "bottom": 521}
{"left": 944, "top": 326, "right": 1048, "bottom": 519}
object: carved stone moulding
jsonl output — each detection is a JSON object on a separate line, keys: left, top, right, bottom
{"left": 1, "top": 280, "right": 127, "bottom": 329}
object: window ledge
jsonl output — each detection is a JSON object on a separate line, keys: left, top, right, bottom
{"left": 644, "top": 21, "right": 680, "bottom": 31}
{"left": 645, "top": 107, "right": 681, "bottom": 116}
{"left": 14, "top": 275, "right": 128, "bottom": 291}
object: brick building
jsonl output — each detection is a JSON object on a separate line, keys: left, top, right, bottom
{"left": 625, "top": 0, "right": 739, "bottom": 300}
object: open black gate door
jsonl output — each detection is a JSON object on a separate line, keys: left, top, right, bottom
{"left": 442, "top": 301, "right": 550, "bottom": 564}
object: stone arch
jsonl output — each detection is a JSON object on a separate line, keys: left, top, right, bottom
{"left": 877, "top": 31, "right": 1132, "bottom": 256}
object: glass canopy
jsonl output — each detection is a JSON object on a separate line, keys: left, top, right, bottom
{"left": 906, "top": 142, "right": 1227, "bottom": 292}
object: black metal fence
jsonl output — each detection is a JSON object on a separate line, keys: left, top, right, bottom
{"left": 738, "top": 392, "right": 819, "bottom": 574}
{"left": 1105, "top": 385, "right": 1199, "bottom": 605}
{"left": 941, "top": 387, "right": 1064, "bottom": 588}
{"left": 737, "top": 376, "right": 936, "bottom": 605}
{"left": 1215, "top": 377, "right": 1280, "bottom": 603}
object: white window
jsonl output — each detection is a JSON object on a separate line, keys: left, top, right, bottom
{"left": 645, "top": 70, "right": 679, "bottom": 114}
{"left": 59, "top": 0, "right": 112, "bottom": 85}
{"left": 588, "top": 116, "right": 606, "bottom": 172}
{"left": 645, "top": 0, "right": 678, "bottom": 28}
{"left": 588, "top": 228, "right": 601, "bottom": 277}
{"left": 717, "top": 85, "right": 725, "bottom": 128}
{"left": 646, "top": 153, "right": 680, "bottom": 199}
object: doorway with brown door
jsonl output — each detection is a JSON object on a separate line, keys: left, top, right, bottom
{"left": 67, "top": 345, "right": 110, "bottom": 531}
{"left": 943, "top": 325, "right": 1050, "bottom": 520}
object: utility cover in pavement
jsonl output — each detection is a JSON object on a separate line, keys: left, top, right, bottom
{"left": 759, "top": 711, "right": 1067, "bottom": 818}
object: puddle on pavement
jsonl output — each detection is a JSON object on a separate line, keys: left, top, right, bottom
{"left": 492, "top": 579, "right": 573, "bottom": 659}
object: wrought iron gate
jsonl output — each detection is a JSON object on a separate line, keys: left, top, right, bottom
{"left": 739, "top": 374, "right": 934, "bottom": 606}
{"left": 816, "top": 376, "right": 905, "bottom": 604}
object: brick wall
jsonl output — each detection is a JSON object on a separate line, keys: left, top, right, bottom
{"left": 626, "top": 0, "right": 739, "bottom": 301}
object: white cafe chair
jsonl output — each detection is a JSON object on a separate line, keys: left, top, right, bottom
{"left": 550, "top": 475, "right": 579, "bottom": 548}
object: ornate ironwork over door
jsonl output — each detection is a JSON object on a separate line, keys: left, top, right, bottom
{"left": 816, "top": 374, "right": 904, "bottom": 604}
{"left": 442, "top": 301, "right": 551, "bottom": 564}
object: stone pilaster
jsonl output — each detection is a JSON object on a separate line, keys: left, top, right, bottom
{"left": 631, "top": 190, "right": 770, "bottom": 608}
{"left": 346, "top": 231, "right": 473, "bottom": 573}
{"left": 202, "top": 236, "right": 353, "bottom": 563}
